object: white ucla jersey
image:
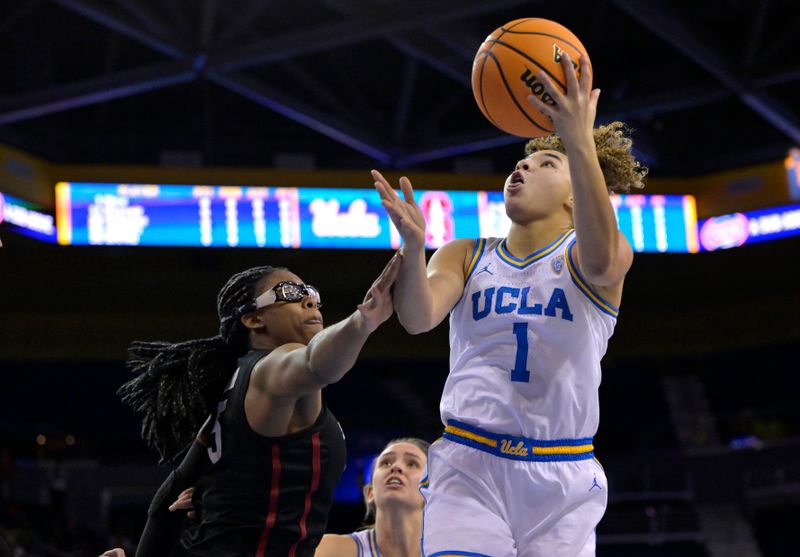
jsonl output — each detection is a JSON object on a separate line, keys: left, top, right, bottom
{"left": 443, "top": 230, "right": 619, "bottom": 440}
{"left": 348, "top": 528, "right": 380, "bottom": 557}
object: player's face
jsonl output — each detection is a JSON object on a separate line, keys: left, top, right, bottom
{"left": 255, "top": 270, "right": 324, "bottom": 345}
{"left": 503, "top": 150, "right": 572, "bottom": 222}
{"left": 368, "top": 442, "right": 427, "bottom": 514}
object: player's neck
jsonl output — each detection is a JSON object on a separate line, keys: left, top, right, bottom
{"left": 373, "top": 508, "right": 422, "bottom": 557}
{"left": 506, "top": 218, "right": 572, "bottom": 258}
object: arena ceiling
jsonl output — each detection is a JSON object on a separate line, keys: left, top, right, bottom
{"left": 1, "top": 0, "right": 799, "bottom": 179}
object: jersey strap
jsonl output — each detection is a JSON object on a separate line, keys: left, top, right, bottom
{"left": 443, "top": 420, "right": 594, "bottom": 462}
{"left": 464, "top": 238, "right": 487, "bottom": 282}
{"left": 565, "top": 240, "right": 619, "bottom": 318}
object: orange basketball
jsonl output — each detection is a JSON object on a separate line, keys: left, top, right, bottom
{"left": 471, "top": 18, "right": 591, "bottom": 138}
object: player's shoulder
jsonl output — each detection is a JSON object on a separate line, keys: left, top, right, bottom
{"left": 315, "top": 533, "right": 359, "bottom": 557}
{"left": 429, "top": 238, "right": 480, "bottom": 275}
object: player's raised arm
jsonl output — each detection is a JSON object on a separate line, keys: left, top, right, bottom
{"left": 528, "top": 53, "right": 633, "bottom": 287}
{"left": 250, "top": 252, "right": 402, "bottom": 397}
{"left": 372, "top": 170, "right": 469, "bottom": 334}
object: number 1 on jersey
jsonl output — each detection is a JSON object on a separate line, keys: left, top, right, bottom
{"left": 511, "top": 322, "right": 531, "bottom": 382}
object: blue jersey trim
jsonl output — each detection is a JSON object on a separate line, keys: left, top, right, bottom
{"left": 349, "top": 532, "right": 364, "bottom": 557}
{"left": 426, "top": 551, "right": 492, "bottom": 557}
{"left": 369, "top": 528, "right": 382, "bottom": 557}
{"left": 565, "top": 240, "right": 619, "bottom": 318}
{"left": 464, "top": 238, "right": 487, "bottom": 282}
{"left": 495, "top": 229, "right": 572, "bottom": 269}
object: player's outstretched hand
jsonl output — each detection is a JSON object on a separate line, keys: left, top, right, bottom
{"left": 526, "top": 52, "right": 598, "bottom": 144}
{"left": 168, "top": 487, "right": 197, "bottom": 520}
{"left": 356, "top": 251, "right": 403, "bottom": 333}
{"left": 99, "top": 549, "right": 126, "bottom": 557}
{"left": 372, "top": 170, "right": 425, "bottom": 252}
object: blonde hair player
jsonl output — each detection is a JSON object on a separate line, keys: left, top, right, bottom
{"left": 372, "top": 51, "right": 646, "bottom": 557}
{"left": 122, "top": 438, "right": 429, "bottom": 557}
{"left": 315, "top": 438, "right": 429, "bottom": 557}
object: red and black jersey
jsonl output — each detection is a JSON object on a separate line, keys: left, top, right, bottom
{"left": 181, "top": 350, "right": 347, "bottom": 557}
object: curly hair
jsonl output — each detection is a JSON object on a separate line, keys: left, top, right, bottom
{"left": 118, "top": 265, "right": 283, "bottom": 462}
{"left": 524, "top": 121, "right": 648, "bottom": 193}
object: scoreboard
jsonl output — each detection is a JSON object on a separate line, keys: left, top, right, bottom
{"left": 55, "top": 182, "right": 699, "bottom": 253}
{"left": 698, "top": 203, "right": 800, "bottom": 251}
{"left": 0, "top": 191, "right": 56, "bottom": 242}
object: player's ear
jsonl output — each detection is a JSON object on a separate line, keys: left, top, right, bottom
{"left": 565, "top": 194, "right": 574, "bottom": 210}
{"left": 241, "top": 311, "right": 266, "bottom": 331}
{"left": 363, "top": 483, "right": 374, "bottom": 505}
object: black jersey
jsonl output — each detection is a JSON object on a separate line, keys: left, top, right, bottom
{"left": 181, "top": 350, "right": 347, "bottom": 557}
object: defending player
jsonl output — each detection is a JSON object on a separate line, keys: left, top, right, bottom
{"left": 372, "top": 52, "right": 646, "bottom": 556}
{"left": 117, "top": 254, "right": 402, "bottom": 557}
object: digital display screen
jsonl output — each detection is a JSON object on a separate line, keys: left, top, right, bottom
{"left": 787, "top": 148, "right": 800, "bottom": 201}
{"left": 55, "top": 182, "right": 698, "bottom": 253}
{"left": 698, "top": 203, "right": 800, "bottom": 251}
{"left": 0, "top": 191, "right": 57, "bottom": 243}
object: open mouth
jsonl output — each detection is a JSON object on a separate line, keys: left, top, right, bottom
{"left": 385, "top": 477, "right": 405, "bottom": 487}
{"left": 507, "top": 171, "right": 524, "bottom": 191}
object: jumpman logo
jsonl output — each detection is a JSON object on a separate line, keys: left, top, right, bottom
{"left": 589, "top": 474, "right": 602, "bottom": 491}
{"left": 475, "top": 264, "right": 493, "bottom": 276}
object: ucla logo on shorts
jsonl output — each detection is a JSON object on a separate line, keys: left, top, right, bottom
{"left": 551, "top": 255, "right": 564, "bottom": 275}
{"left": 500, "top": 439, "right": 529, "bottom": 457}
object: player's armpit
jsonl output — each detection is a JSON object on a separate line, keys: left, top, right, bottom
{"left": 251, "top": 343, "right": 320, "bottom": 398}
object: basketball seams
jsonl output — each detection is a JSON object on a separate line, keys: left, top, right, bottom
{"left": 476, "top": 52, "right": 502, "bottom": 131}
{"left": 486, "top": 51, "right": 552, "bottom": 135}
{"left": 471, "top": 18, "right": 588, "bottom": 138}
{"left": 475, "top": 19, "right": 528, "bottom": 132}
{"left": 500, "top": 18, "right": 535, "bottom": 33}
{"left": 488, "top": 38, "right": 571, "bottom": 91}
{"left": 500, "top": 30, "right": 587, "bottom": 59}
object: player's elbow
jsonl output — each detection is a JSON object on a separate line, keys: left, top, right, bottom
{"left": 580, "top": 259, "right": 626, "bottom": 286}
{"left": 397, "top": 313, "right": 433, "bottom": 335}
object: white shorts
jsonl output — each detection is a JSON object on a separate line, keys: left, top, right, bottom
{"left": 421, "top": 424, "right": 607, "bottom": 557}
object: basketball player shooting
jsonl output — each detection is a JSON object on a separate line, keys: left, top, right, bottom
{"left": 372, "top": 52, "right": 647, "bottom": 556}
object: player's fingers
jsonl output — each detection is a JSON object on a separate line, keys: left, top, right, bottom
{"left": 579, "top": 56, "right": 592, "bottom": 91}
{"left": 373, "top": 178, "right": 397, "bottom": 204}
{"left": 589, "top": 88, "right": 601, "bottom": 109}
{"left": 99, "top": 550, "right": 126, "bottom": 557}
{"left": 359, "top": 286, "right": 380, "bottom": 308}
{"left": 169, "top": 493, "right": 194, "bottom": 511}
{"left": 377, "top": 252, "right": 403, "bottom": 289}
{"left": 374, "top": 252, "right": 402, "bottom": 292}
{"left": 372, "top": 170, "right": 401, "bottom": 202}
{"left": 169, "top": 500, "right": 191, "bottom": 511}
{"left": 370, "top": 169, "right": 390, "bottom": 187}
{"left": 535, "top": 71, "right": 563, "bottom": 106}
{"left": 398, "top": 177, "right": 418, "bottom": 207}
{"left": 527, "top": 94, "right": 556, "bottom": 120}
{"left": 561, "top": 52, "right": 580, "bottom": 94}
{"left": 380, "top": 200, "right": 407, "bottom": 225}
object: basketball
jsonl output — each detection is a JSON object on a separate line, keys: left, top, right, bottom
{"left": 471, "top": 18, "right": 592, "bottom": 138}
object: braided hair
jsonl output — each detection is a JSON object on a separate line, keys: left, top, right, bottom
{"left": 118, "top": 265, "right": 283, "bottom": 462}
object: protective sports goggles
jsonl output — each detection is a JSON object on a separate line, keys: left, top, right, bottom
{"left": 253, "top": 281, "right": 322, "bottom": 309}
{"left": 224, "top": 281, "right": 322, "bottom": 324}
